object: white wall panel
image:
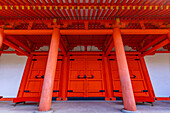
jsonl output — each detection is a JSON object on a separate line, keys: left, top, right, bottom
{"left": 145, "top": 53, "right": 170, "bottom": 97}
{"left": 0, "top": 54, "right": 27, "bottom": 97}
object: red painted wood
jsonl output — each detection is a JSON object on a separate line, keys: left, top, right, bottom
{"left": 67, "top": 55, "right": 105, "bottom": 97}
{"left": 59, "top": 56, "right": 69, "bottom": 100}
{"left": 103, "top": 56, "right": 113, "bottom": 99}
{"left": 109, "top": 55, "right": 155, "bottom": 102}
{"left": 113, "top": 28, "right": 136, "bottom": 111}
{"left": 14, "top": 55, "right": 63, "bottom": 103}
{"left": 39, "top": 28, "right": 60, "bottom": 111}
{"left": 0, "top": 28, "right": 4, "bottom": 48}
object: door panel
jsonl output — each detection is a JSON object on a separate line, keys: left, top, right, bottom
{"left": 67, "top": 56, "right": 86, "bottom": 97}
{"left": 23, "top": 56, "right": 62, "bottom": 98}
{"left": 87, "top": 80, "right": 105, "bottom": 97}
{"left": 23, "top": 56, "right": 46, "bottom": 97}
{"left": 109, "top": 56, "right": 150, "bottom": 98}
{"left": 23, "top": 80, "right": 42, "bottom": 97}
{"left": 86, "top": 56, "right": 105, "bottom": 97}
{"left": 127, "top": 57, "right": 149, "bottom": 97}
{"left": 68, "top": 55, "right": 105, "bottom": 98}
{"left": 68, "top": 80, "right": 85, "bottom": 97}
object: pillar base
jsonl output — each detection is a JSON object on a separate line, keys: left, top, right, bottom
{"left": 34, "top": 110, "right": 53, "bottom": 113}
{"left": 121, "top": 109, "right": 141, "bottom": 113}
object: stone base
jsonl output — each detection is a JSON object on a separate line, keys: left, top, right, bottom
{"left": 121, "top": 109, "right": 141, "bottom": 113}
{"left": 34, "top": 110, "right": 53, "bottom": 113}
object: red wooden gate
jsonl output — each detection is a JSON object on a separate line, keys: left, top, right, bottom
{"left": 67, "top": 55, "right": 105, "bottom": 98}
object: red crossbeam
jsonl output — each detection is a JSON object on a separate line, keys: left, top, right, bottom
{"left": 142, "top": 39, "right": 169, "bottom": 56}
{"left": 3, "top": 40, "right": 30, "bottom": 56}
{"left": 7, "top": 36, "right": 31, "bottom": 52}
{"left": 3, "top": 29, "right": 170, "bottom": 35}
{"left": 140, "top": 35, "right": 167, "bottom": 52}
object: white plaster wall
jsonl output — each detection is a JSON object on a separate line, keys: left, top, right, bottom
{"left": 144, "top": 53, "right": 170, "bottom": 97}
{"left": 0, "top": 54, "right": 27, "bottom": 98}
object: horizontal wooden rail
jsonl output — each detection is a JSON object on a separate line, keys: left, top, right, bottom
{"left": 155, "top": 97, "right": 170, "bottom": 101}
{"left": 67, "top": 51, "right": 104, "bottom": 55}
{"left": 4, "top": 30, "right": 53, "bottom": 35}
{"left": 60, "top": 30, "right": 113, "bottom": 35}
{"left": 0, "top": 98, "right": 14, "bottom": 101}
{"left": 120, "top": 29, "right": 170, "bottom": 35}
{"left": 3, "top": 29, "right": 170, "bottom": 35}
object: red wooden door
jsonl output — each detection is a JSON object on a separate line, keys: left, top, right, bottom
{"left": 109, "top": 55, "right": 153, "bottom": 101}
{"left": 127, "top": 56, "right": 149, "bottom": 97}
{"left": 67, "top": 55, "right": 105, "bottom": 98}
{"left": 86, "top": 56, "right": 105, "bottom": 97}
{"left": 23, "top": 56, "right": 62, "bottom": 98}
{"left": 67, "top": 56, "right": 86, "bottom": 97}
{"left": 23, "top": 56, "right": 47, "bottom": 97}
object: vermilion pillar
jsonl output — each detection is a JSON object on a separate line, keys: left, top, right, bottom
{"left": 38, "top": 28, "right": 60, "bottom": 112}
{"left": 60, "top": 56, "right": 69, "bottom": 100}
{"left": 0, "top": 28, "right": 4, "bottom": 48}
{"left": 103, "top": 56, "right": 113, "bottom": 100}
{"left": 113, "top": 28, "right": 137, "bottom": 112}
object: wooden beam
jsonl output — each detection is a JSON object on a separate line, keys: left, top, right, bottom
{"left": 59, "top": 38, "right": 67, "bottom": 56}
{"left": 142, "top": 39, "right": 169, "bottom": 56}
{"left": 0, "top": 98, "right": 14, "bottom": 101}
{"left": 105, "top": 39, "right": 114, "bottom": 56}
{"left": 7, "top": 36, "right": 31, "bottom": 52}
{"left": 0, "top": 28, "right": 4, "bottom": 48}
{"left": 156, "top": 97, "right": 170, "bottom": 101}
{"left": 140, "top": 35, "right": 167, "bottom": 52}
{"left": 120, "top": 29, "right": 170, "bottom": 35}
{"left": 110, "top": 51, "right": 141, "bottom": 55}
{"left": 154, "top": 51, "right": 170, "bottom": 53}
{"left": 104, "top": 35, "right": 113, "bottom": 51}
{"left": 3, "top": 29, "right": 170, "bottom": 35}
{"left": 4, "top": 30, "right": 53, "bottom": 35}
{"left": 29, "top": 51, "right": 142, "bottom": 55}
{"left": 30, "top": 51, "right": 63, "bottom": 55}
{"left": 3, "top": 40, "right": 30, "bottom": 56}
{"left": 60, "top": 30, "right": 113, "bottom": 35}
{"left": 68, "top": 51, "right": 104, "bottom": 55}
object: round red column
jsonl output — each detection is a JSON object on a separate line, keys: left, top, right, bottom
{"left": 113, "top": 28, "right": 137, "bottom": 111}
{"left": 0, "top": 28, "right": 4, "bottom": 48}
{"left": 38, "top": 28, "right": 60, "bottom": 112}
